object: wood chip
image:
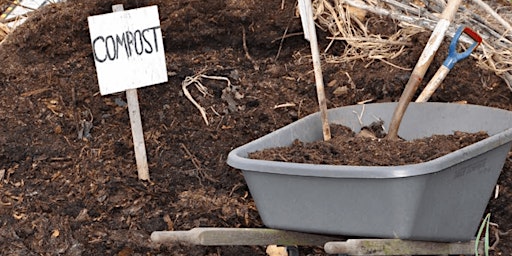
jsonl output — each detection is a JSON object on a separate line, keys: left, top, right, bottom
{"left": 266, "top": 245, "right": 288, "bottom": 256}
{"left": 51, "top": 229, "right": 60, "bottom": 238}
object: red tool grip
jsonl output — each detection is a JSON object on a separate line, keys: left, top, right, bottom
{"left": 463, "top": 27, "right": 482, "bottom": 45}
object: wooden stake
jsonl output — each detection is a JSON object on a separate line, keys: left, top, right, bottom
{"left": 302, "top": 0, "right": 331, "bottom": 141}
{"left": 151, "top": 228, "right": 339, "bottom": 246}
{"left": 324, "top": 239, "right": 483, "bottom": 255}
{"left": 151, "top": 228, "right": 483, "bottom": 255}
{"left": 112, "top": 4, "right": 150, "bottom": 181}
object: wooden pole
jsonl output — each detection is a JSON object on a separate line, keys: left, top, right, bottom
{"left": 324, "top": 239, "right": 483, "bottom": 255}
{"left": 386, "top": 0, "right": 462, "bottom": 140}
{"left": 151, "top": 228, "right": 339, "bottom": 246}
{"left": 112, "top": 4, "right": 150, "bottom": 181}
{"left": 150, "top": 228, "right": 483, "bottom": 255}
{"left": 303, "top": 0, "right": 331, "bottom": 141}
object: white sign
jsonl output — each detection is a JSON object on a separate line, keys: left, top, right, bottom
{"left": 88, "top": 5, "right": 168, "bottom": 95}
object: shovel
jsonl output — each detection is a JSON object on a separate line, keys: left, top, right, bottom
{"left": 386, "top": 0, "right": 462, "bottom": 140}
{"left": 416, "top": 26, "right": 482, "bottom": 102}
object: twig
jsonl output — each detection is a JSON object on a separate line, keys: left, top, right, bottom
{"left": 501, "top": 72, "right": 512, "bottom": 91}
{"left": 378, "top": 58, "right": 412, "bottom": 71}
{"left": 182, "top": 73, "right": 233, "bottom": 125}
{"left": 471, "top": 0, "right": 512, "bottom": 36}
{"left": 326, "top": 36, "right": 412, "bottom": 46}
{"left": 271, "top": 32, "right": 304, "bottom": 43}
{"left": 179, "top": 143, "right": 219, "bottom": 184}
{"left": 182, "top": 75, "right": 210, "bottom": 125}
{"left": 180, "top": 143, "right": 202, "bottom": 170}
{"left": 12, "top": 2, "right": 37, "bottom": 11}
{"left": 21, "top": 88, "right": 50, "bottom": 97}
{"left": 275, "top": 23, "right": 290, "bottom": 61}
{"left": 274, "top": 103, "right": 296, "bottom": 109}
{"left": 342, "top": 0, "right": 438, "bottom": 30}
{"left": 381, "top": 0, "right": 439, "bottom": 21}
{"left": 352, "top": 104, "right": 365, "bottom": 126}
{"left": 344, "top": 71, "right": 356, "bottom": 89}
{"left": 200, "top": 74, "right": 232, "bottom": 88}
{"left": 242, "top": 26, "right": 259, "bottom": 70}
{"left": 489, "top": 223, "right": 512, "bottom": 251}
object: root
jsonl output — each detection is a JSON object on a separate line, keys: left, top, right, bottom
{"left": 182, "top": 73, "right": 233, "bottom": 125}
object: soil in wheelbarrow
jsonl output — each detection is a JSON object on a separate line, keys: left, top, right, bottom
{"left": 249, "top": 124, "right": 490, "bottom": 166}
{"left": 0, "top": 0, "right": 511, "bottom": 255}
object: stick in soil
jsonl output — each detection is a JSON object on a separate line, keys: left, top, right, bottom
{"left": 302, "top": 0, "right": 331, "bottom": 141}
{"left": 126, "top": 88, "right": 150, "bottom": 181}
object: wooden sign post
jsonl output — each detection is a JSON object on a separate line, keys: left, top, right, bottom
{"left": 88, "top": 4, "right": 168, "bottom": 180}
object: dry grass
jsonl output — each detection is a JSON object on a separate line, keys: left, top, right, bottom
{"left": 0, "top": 22, "right": 9, "bottom": 41}
{"left": 311, "top": 0, "right": 422, "bottom": 69}
{"left": 308, "top": 0, "right": 512, "bottom": 90}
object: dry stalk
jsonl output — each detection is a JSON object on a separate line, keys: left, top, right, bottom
{"left": 182, "top": 75, "right": 210, "bottom": 125}
{"left": 0, "top": 23, "right": 10, "bottom": 42}
{"left": 179, "top": 143, "right": 218, "bottom": 184}
{"left": 311, "top": 0, "right": 512, "bottom": 89}
{"left": 242, "top": 26, "right": 259, "bottom": 70}
{"left": 475, "top": 40, "right": 512, "bottom": 90}
{"left": 300, "top": 0, "right": 512, "bottom": 89}
{"left": 471, "top": 0, "right": 512, "bottom": 36}
{"left": 310, "top": 0, "right": 422, "bottom": 68}
{"left": 182, "top": 73, "right": 232, "bottom": 125}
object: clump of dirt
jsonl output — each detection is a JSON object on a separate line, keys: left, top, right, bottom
{"left": 249, "top": 124, "right": 489, "bottom": 166}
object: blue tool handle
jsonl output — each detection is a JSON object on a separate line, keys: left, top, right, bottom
{"left": 442, "top": 26, "right": 481, "bottom": 69}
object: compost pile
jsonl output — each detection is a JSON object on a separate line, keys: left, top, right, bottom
{"left": 249, "top": 125, "right": 490, "bottom": 166}
{"left": 0, "top": 0, "right": 511, "bottom": 255}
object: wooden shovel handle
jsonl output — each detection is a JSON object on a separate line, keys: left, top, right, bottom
{"left": 386, "top": 0, "right": 462, "bottom": 140}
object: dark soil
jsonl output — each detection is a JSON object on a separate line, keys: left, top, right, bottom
{"left": 249, "top": 125, "right": 490, "bottom": 166}
{"left": 0, "top": 0, "right": 511, "bottom": 255}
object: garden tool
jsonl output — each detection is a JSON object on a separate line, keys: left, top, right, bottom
{"left": 416, "top": 26, "right": 482, "bottom": 102}
{"left": 386, "top": 0, "right": 462, "bottom": 140}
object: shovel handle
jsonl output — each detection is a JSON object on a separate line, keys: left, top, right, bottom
{"left": 416, "top": 66, "right": 450, "bottom": 102}
{"left": 416, "top": 27, "right": 482, "bottom": 102}
{"left": 443, "top": 26, "right": 482, "bottom": 69}
{"left": 386, "top": 0, "right": 463, "bottom": 140}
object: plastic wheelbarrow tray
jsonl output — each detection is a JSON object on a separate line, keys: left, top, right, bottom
{"left": 227, "top": 102, "right": 512, "bottom": 242}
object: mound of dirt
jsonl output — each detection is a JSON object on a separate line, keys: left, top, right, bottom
{"left": 0, "top": 0, "right": 511, "bottom": 255}
{"left": 249, "top": 125, "right": 489, "bottom": 166}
